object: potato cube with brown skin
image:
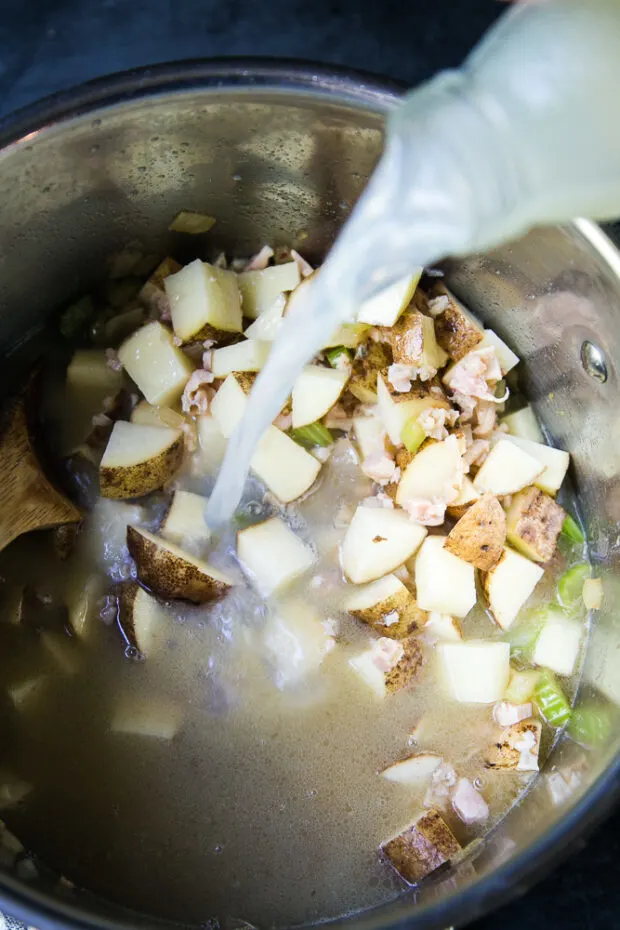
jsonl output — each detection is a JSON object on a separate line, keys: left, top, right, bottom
{"left": 429, "top": 282, "right": 484, "bottom": 362}
{"left": 382, "top": 809, "right": 462, "bottom": 884}
{"left": 445, "top": 493, "right": 506, "bottom": 571}
{"left": 138, "top": 257, "right": 182, "bottom": 317}
{"left": 349, "top": 636, "right": 423, "bottom": 698}
{"left": 505, "top": 487, "right": 565, "bottom": 563}
{"left": 485, "top": 718, "right": 542, "bottom": 772}
{"left": 389, "top": 307, "right": 446, "bottom": 372}
{"left": 345, "top": 573, "right": 428, "bottom": 639}
{"left": 127, "top": 526, "right": 234, "bottom": 604}
{"left": 348, "top": 341, "right": 392, "bottom": 405}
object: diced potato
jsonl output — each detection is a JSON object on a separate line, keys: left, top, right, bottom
{"left": 504, "top": 668, "right": 541, "bottom": 704}
{"left": 376, "top": 374, "right": 448, "bottom": 446}
{"left": 381, "top": 753, "right": 442, "bottom": 784}
{"left": 161, "top": 490, "right": 211, "bottom": 548}
{"left": 506, "top": 487, "right": 565, "bottom": 563}
{"left": 237, "top": 517, "right": 316, "bottom": 598}
{"left": 130, "top": 401, "right": 186, "bottom": 430}
{"left": 503, "top": 436, "right": 570, "bottom": 495}
{"left": 211, "top": 339, "right": 271, "bottom": 377}
{"left": 341, "top": 505, "right": 427, "bottom": 584}
{"left": 357, "top": 271, "right": 422, "bottom": 327}
{"left": 501, "top": 405, "right": 544, "bottom": 444}
{"left": 165, "top": 259, "right": 242, "bottom": 340}
{"left": 292, "top": 366, "right": 349, "bottom": 428}
{"left": 445, "top": 493, "right": 506, "bottom": 571}
{"left": 349, "top": 636, "right": 422, "bottom": 698}
{"left": 389, "top": 308, "right": 445, "bottom": 371}
{"left": 430, "top": 282, "right": 484, "bottom": 361}
{"left": 483, "top": 546, "right": 544, "bottom": 631}
{"left": 251, "top": 426, "right": 321, "bottom": 502}
{"left": 353, "top": 415, "right": 386, "bottom": 460}
{"left": 532, "top": 615, "right": 583, "bottom": 677}
{"left": 210, "top": 373, "right": 249, "bottom": 438}
{"left": 439, "top": 641, "right": 510, "bottom": 704}
{"left": 322, "top": 323, "right": 369, "bottom": 350}
{"left": 118, "top": 321, "right": 194, "bottom": 406}
{"left": 447, "top": 477, "right": 481, "bottom": 518}
{"left": 424, "top": 612, "right": 463, "bottom": 642}
{"left": 244, "top": 294, "right": 287, "bottom": 341}
{"left": 111, "top": 698, "right": 182, "bottom": 739}
{"left": 345, "top": 573, "right": 427, "bottom": 639}
{"left": 485, "top": 719, "right": 542, "bottom": 772}
{"left": 118, "top": 583, "right": 168, "bottom": 657}
{"left": 138, "top": 256, "right": 182, "bottom": 316}
{"left": 473, "top": 438, "right": 544, "bottom": 496}
{"left": 168, "top": 210, "right": 215, "bottom": 234}
{"left": 349, "top": 342, "right": 391, "bottom": 404}
{"left": 414, "top": 536, "right": 477, "bottom": 618}
{"left": 195, "top": 415, "right": 228, "bottom": 474}
{"left": 127, "top": 526, "right": 234, "bottom": 604}
{"left": 66, "top": 350, "right": 123, "bottom": 393}
{"left": 582, "top": 578, "right": 603, "bottom": 610}
{"left": 67, "top": 574, "right": 104, "bottom": 639}
{"left": 396, "top": 435, "right": 463, "bottom": 508}
{"left": 8, "top": 676, "right": 46, "bottom": 711}
{"left": 381, "top": 809, "right": 461, "bottom": 884}
{"left": 99, "top": 421, "right": 184, "bottom": 499}
{"left": 263, "top": 600, "right": 335, "bottom": 687}
{"left": 478, "top": 329, "right": 520, "bottom": 374}
{"left": 238, "top": 262, "right": 301, "bottom": 319}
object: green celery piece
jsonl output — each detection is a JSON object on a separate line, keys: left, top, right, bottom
{"left": 568, "top": 703, "right": 613, "bottom": 748}
{"left": 558, "top": 562, "right": 591, "bottom": 607}
{"left": 506, "top": 605, "right": 561, "bottom": 664}
{"left": 562, "top": 514, "right": 586, "bottom": 545}
{"left": 534, "top": 671, "right": 572, "bottom": 727}
{"left": 59, "top": 295, "right": 94, "bottom": 339}
{"left": 325, "top": 346, "right": 352, "bottom": 368}
{"left": 289, "top": 422, "right": 334, "bottom": 448}
{"left": 401, "top": 417, "right": 426, "bottom": 455}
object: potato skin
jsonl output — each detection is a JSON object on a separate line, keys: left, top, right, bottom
{"left": 506, "top": 486, "right": 565, "bottom": 562}
{"left": 430, "top": 282, "right": 483, "bottom": 362}
{"left": 382, "top": 808, "right": 461, "bottom": 884}
{"left": 385, "top": 636, "right": 424, "bottom": 693}
{"left": 485, "top": 719, "right": 542, "bottom": 771}
{"left": 350, "top": 590, "right": 428, "bottom": 640}
{"left": 127, "top": 526, "right": 230, "bottom": 604}
{"left": 349, "top": 341, "right": 392, "bottom": 404}
{"left": 100, "top": 434, "right": 184, "bottom": 499}
{"left": 445, "top": 493, "right": 506, "bottom": 571}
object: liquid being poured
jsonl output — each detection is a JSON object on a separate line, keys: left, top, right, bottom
{"left": 205, "top": 141, "right": 440, "bottom": 528}
{"left": 207, "top": 0, "right": 620, "bottom": 528}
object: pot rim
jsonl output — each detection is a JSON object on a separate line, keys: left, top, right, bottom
{"left": 0, "top": 56, "right": 618, "bottom": 930}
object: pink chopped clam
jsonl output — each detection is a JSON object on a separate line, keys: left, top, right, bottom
{"left": 452, "top": 778, "right": 489, "bottom": 824}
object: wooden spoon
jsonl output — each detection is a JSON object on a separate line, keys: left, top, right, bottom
{"left": 0, "top": 393, "right": 81, "bottom": 553}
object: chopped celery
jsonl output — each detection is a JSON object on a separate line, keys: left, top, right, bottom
{"left": 534, "top": 671, "right": 572, "bottom": 727}
{"left": 568, "top": 703, "right": 613, "bottom": 748}
{"left": 558, "top": 563, "right": 591, "bottom": 607}
{"left": 289, "top": 422, "right": 334, "bottom": 448}
{"left": 401, "top": 417, "right": 426, "bottom": 455}
{"left": 325, "top": 346, "right": 352, "bottom": 368}
{"left": 562, "top": 514, "right": 585, "bottom": 545}
{"left": 59, "top": 295, "right": 94, "bottom": 339}
{"left": 505, "top": 605, "right": 559, "bottom": 664}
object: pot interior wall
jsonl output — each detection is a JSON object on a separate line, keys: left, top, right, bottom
{"left": 0, "top": 79, "right": 619, "bottom": 930}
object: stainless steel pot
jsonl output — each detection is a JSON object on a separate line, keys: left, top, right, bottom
{"left": 0, "top": 60, "right": 619, "bottom": 930}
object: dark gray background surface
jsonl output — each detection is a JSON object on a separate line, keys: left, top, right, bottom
{"left": 0, "top": 0, "right": 618, "bottom": 927}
